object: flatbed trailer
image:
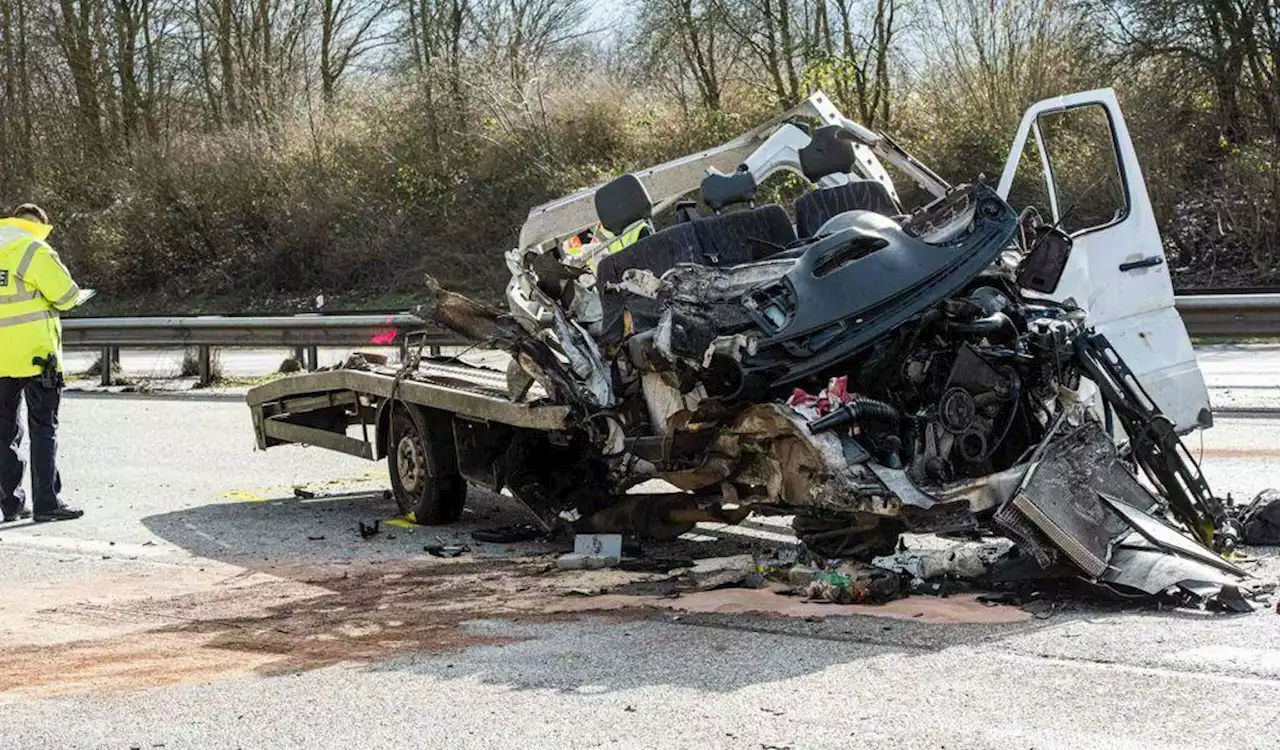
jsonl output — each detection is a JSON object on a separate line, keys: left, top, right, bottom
{"left": 247, "top": 356, "right": 578, "bottom": 527}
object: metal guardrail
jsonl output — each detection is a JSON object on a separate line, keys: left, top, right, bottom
{"left": 1168, "top": 294, "right": 1280, "bottom": 339}
{"left": 61, "top": 293, "right": 1280, "bottom": 387}
{"left": 62, "top": 313, "right": 458, "bottom": 386}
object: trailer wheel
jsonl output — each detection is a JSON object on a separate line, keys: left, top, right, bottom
{"left": 387, "top": 404, "right": 467, "bottom": 524}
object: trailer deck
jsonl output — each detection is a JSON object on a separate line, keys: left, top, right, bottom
{"left": 247, "top": 356, "right": 571, "bottom": 461}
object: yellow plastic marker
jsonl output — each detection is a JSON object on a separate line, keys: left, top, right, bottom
{"left": 221, "top": 490, "right": 267, "bottom": 503}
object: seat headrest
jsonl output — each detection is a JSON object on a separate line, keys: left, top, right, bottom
{"left": 799, "top": 125, "right": 860, "bottom": 182}
{"left": 701, "top": 171, "right": 758, "bottom": 212}
{"left": 595, "top": 174, "right": 654, "bottom": 235}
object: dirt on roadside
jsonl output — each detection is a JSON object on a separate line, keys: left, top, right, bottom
{"left": 0, "top": 553, "right": 1027, "bottom": 703}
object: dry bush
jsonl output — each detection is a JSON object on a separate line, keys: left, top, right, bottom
{"left": 16, "top": 43, "right": 1276, "bottom": 308}
{"left": 180, "top": 347, "right": 223, "bottom": 381}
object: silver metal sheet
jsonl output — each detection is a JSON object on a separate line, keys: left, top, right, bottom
{"left": 1098, "top": 493, "right": 1246, "bottom": 577}
{"left": 1102, "top": 546, "right": 1241, "bottom": 595}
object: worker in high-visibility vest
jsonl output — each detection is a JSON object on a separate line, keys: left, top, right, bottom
{"left": 560, "top": 220, "right": 651, "bottom": 271}
{"left": 0, "top": 204, "right": 84, "bottom": 523}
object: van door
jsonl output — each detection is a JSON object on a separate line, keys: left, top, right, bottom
{"left": 996, "top": 88, "right": 1211, "bottom": 432}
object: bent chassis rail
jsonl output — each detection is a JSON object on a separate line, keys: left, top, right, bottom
{"left": 246, "top": 361, "right": 570, "bottom": 460}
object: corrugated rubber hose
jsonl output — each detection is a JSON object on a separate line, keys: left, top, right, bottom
{"left": 808, "top": 398, "right": 902, "bottom": 435}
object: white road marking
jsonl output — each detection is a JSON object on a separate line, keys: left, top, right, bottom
{"left": 182, "top": 520, "right": 233, "bottom": 549}
{"left": 0, "top": 532, "right": 175, "bottom": 558}
{"left": 994, "top": 649, "right": 1280, "bottom": 686}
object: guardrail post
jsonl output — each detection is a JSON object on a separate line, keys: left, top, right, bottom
{"left": 198, "top": 345, "right": 212, "bottom": 387}
{"left": 99, "top": 346, "right": 113, "bottom": 387}
{"left": 306, "top": 345, "right": 319, "bottom": 371}
{"left": 429, "top": 344, "right": 442, "bottom": 357}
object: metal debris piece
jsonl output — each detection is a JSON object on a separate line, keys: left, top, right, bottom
{"left": 424, "top": 543, "right": 470, "bottom": 558}
{"left": 1238, "top": 489, "right": 1280, "bottom": 545}
{"left": 872, "top": 540, "right": 1012, "bottom": 581}
{"left": 556, "top": 552, "right": 619, "bottom": 570}
{"left": 685, "top": 555, "right": 759, "bottom": 591}
{"left": 997, "top": 424, "right": 1151, "bottom": 578}
{"left": 1101, "top": 547, "right": 1239, "bottom": 596}
{"left": 1206, "top": 585, "right": 1253, "bottom": 613}
{"left": 574, "top": 533, "right": 623, "bottom": 559}
{"left": 1098, "top": 493, "right": 1245, "bottom": 577}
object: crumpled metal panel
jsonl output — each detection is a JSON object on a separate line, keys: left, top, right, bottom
{"left": 1102, "top": 546, "right": 1242, "bottom": 596}
{"left": 1099, "top": 493, "right": 1246, "bottom": 577}
{"left": 997, "top": 423, "right": 1150, "bottom": 577}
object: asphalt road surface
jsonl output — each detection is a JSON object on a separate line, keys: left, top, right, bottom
{"left": 0, "top": 393, "right": 1278, "bottom": 749}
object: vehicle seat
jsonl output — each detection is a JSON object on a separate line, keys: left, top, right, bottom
{"left": 693, "top": 204, "right": 797, "bottom": 263}
{"left": 795, "top": 180, "right": 898, "bottom": 238}
{"left": 596, "top": 223, "right": 699, "bottom": 288}
{"left": 597, "top": 205, "right": 798, "bottom": 286}
{"left": 595, "top": 205, "right": 799, "bottom": 345}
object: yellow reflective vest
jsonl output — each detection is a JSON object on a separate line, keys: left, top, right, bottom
{"left": 0, "top": 218, "right": 79, "bottom": 377}
{"left": 602, "top": 221, "right": 650, "bottom": 258}
{"left": 561, "top": 220, "right": 651, "bottom": 271}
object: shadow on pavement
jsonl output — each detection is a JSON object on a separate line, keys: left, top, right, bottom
{"left": 141, "top": 486, "right": 545, "bottom": 565}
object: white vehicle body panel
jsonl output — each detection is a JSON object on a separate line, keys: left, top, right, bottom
{"left": 997, "top": 88, "right": 1211, "bottom": 432}
{"left": 517, "top": 91, "right": 950, "bottom": 252}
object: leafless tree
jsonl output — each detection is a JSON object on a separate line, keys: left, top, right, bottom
{"left": 630, "top": 0, "right": 730, "bottom": 110}
{"left": 318, "top": 0, "right": 391, "bottom": 103}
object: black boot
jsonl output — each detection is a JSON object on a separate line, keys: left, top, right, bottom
{"left": 34, "top": 506, "right": 83, "bottom": 523}
{"left": 2, "top": 506, "right": 31, "bottom": 522}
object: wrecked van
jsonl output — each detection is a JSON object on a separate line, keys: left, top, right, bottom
{"left": 249, "top": 89, "right": 1250, "bottom": 600}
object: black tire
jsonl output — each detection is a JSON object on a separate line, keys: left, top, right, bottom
{"left": 387, "top": 404, "right": 467, "bottom": 524}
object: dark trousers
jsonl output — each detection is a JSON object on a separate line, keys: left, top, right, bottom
{"left": 0, "top": 377, "right": 63, "bottom": 515}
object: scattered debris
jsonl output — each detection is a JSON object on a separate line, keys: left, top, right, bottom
{"left": 684, "top": 554, "right": 759, "bottom": 591}
{"left": 1237, "top": 489, "right": 1280, "bottom": 545}
{"left": 306, "top": 535, "right": 326, "bottom": 541}
{"left": 293, "top": 487, "right": 317, "bottom": 499}
{"left": 556, "top": 534, "right": 624, "bottom": 569}
{"left": 424, "top": 543, "right": 470, "bottom": 558}
{"left": 802, "top": 564, "right": 902, "bottom": 604}
{"left": 358, "top": 521, "right": 380, "bottom": 539}
{"left": 1206, "top": 585, "right": 1254, "bottom": 614}
{"left": 472, "top": 524, "right": 543, "bottom": 543}
{"left": 873, "top": 541, "right": 1011, "bottom": 582}
{"left": 575, "top": 533, "right": 623, "bottom": 558}
{"left": 556, "top": 553, "right": 619, "bottom": 570}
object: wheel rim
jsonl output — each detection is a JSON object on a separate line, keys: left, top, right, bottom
{"left": 396, "top": 432, "right": 427, "bottom": 495}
